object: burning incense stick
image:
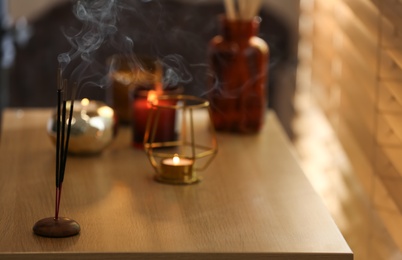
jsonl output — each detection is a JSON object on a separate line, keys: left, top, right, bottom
{"left": 54, "top": 74, "right": 76, "bottom": 220}
{"left": 61, "top": 84, "right": 76, "bottom": 180}
{"left": 32, "top": 69, "right": 80, "bottom": 238}
{"left": 55, "top": 68, "right": 63, "bottom": 219}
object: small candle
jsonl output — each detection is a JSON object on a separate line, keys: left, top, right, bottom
{"left": 162, "top": 154, "right": 194, "bottom": 166}
{"left": 158, "top": 154, "right": 195, "bottom": 183}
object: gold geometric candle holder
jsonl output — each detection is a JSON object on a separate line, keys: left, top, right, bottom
{"left": 144, "top": 95, "right": 218, "bottom": 184}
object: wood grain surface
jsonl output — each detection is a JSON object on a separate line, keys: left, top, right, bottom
{"left": 0, "top": 109, "right": 352, "bottom": 260}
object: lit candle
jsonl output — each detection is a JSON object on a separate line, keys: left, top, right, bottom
{"left": 162, "top": 154, "right": 193, "bottom": 166}
{"left": 131, "top": 90, "right": 177, "bottom": 148}
{"left": 147, "top": 90, "right": 158, "bottom": 106}
{"left": 158, "top": 154, "right": 195, "bottom": 183}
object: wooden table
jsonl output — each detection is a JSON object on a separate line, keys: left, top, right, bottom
{"left": 0, "top": 109, "right": 352, "bottom": 260}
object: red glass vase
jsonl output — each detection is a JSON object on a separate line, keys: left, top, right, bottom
{"left": 208, "top": 16, "right": 269, "bottom": 133}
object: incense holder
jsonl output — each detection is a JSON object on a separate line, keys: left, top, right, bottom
{"left": 33, "top": 217, "right": 80, "bottom": 238}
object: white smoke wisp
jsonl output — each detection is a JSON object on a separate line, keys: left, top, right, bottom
{"left": 58, "top": 0, "right": 198, "bottom": 100}
{"left": 161, "top": 54, "right": 192, "bottom": 88}
{"left": 58, "top": 0, "right": 133, "bottom": 99}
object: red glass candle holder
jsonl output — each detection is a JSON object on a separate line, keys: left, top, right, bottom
{"left": 109, "top": 55, "right": 162, "bottom": 124}
{"left": 131, "top": 89, "right": 177, "bottom": 148}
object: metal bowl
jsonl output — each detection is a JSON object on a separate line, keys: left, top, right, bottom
{"left": 47, "top": 99, "right": 117, "bottom": 155}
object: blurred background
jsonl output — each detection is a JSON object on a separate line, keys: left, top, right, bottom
{"left": 2, "top": 0, "right": 402, "bottom": 259}
{"left": 0, "top": 0, "right": 299, "bottom": 137}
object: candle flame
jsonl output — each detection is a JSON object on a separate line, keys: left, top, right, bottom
{"left": 81, "top": 98, "right": 90, "bottom": 107}
{"left": 147, "top": 90, "right": 158, "bottom": 107}
{"left": 173, "top": 154, "right": 180, "bottom": 165}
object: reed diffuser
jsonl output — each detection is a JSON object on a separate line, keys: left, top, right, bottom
{"left": 32, "top": 68, "right": 80, "bottom": 238}
{"left": 207, "top": 0, "right": 269, "bottom": 133}
{"left": 224, "top": 0, "right": 262, "bottom": 21}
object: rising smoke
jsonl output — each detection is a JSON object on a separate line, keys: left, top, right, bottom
{"left": 58, "top": 0, "right": 195, "bottom": 99}
{"left": 58, "top": 0, "right": 129, "bottom": 98}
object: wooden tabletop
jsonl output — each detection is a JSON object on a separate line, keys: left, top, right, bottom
{"left": 0, "top": 109, "right": 352, "bottom": 260}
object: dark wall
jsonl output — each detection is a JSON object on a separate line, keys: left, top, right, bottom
{"left": 7, "top": 0, "right": 296, "bottom": 137}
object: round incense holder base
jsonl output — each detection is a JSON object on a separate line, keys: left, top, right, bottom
{"left": 33, "top": 217, "right": 80, "bottom": 238}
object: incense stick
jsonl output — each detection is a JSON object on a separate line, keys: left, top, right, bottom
{"left": 60, "top": 83, "right": 76, "bottom": 183}
{"left": 54, "top": 76, "right": 77, "bottom": 219}
{"left": 32, "top": 71, "right": 80, "bottom": 237}
{"left": 55, "top": 69, "right": 63, "bottom": 220}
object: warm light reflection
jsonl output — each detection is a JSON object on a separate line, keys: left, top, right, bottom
{"left": 89, "top": 117, "right": 105, "bottom": 132}
{"left": 81, "top": 98, "right": 90, "bottom": 107}
{"left": 97, "top": 106, "right": 114, "bottom": 118}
